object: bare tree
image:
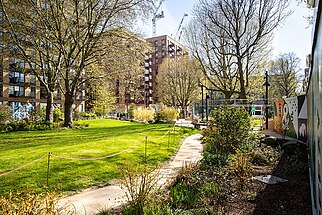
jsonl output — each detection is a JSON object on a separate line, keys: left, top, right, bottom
{"left": 270, "top": 52, "right": 302, "bottom": 98}
{"left": 157, "top": 56, "right": 201, "bottom": 118}
{"left": 188, "top": 0, "right": 291, "bottom": 99}
{"left": 185, "top": 19, "right": 239, "bottom": 99}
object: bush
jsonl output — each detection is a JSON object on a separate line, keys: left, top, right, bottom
{"left": 0, "top": 191, "right": 71, "bottom": 214}
{"left": 202, "top": 152, "right": 228, "bottom": 168}
{"left": 74, "top": 111, "right": 97, "bottom": 121}
{"left": 204, "top": 106, "right": 251, "bottom": 154}
{"left": 133, "top": 108, "right": 155, "bottom": 123}
{"left": 120, "top": 163, "right": 161, "bottom": 215}
{"left": 229, "top": 150, "right": 253, "bottom": 189}
{"left": 0, "top": 105, "right": 12, "bottom": 123}
{"left": 53, "top": 108, "right": 63, "bottom": 122}
{"left": 160, "top": 108, "right": 178, "bottom": 122}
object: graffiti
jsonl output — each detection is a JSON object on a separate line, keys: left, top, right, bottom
{"left": 273, "top": 95, "right": 307, "bottom": 143}
{"left": 9, "top": 102, "right": 35, "bottom": 120}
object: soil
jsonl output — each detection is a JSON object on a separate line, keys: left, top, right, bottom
{"left": 227, "top": 143, "right": 312, "bottom": 215}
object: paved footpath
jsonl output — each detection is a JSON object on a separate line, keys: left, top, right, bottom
{"left": 59, "top": 134, "right": 203, "bottom": 215}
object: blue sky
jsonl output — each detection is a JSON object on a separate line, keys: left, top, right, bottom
{"left": 137, "top": 0, "right": 313, "bottom": 69}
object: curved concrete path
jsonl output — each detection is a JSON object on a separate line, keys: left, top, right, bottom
{"left": 59, "top": 134, "right": 203, "bottom": 215}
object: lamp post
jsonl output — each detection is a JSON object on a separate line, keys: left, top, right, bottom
{"left": 199, "top": 82, "right": 204, "bottom": 121}
{"left": 206, "top": 93, "right": 210, "bottom": 121}
{"left": 264, "top": 71, "right": 270, "bottom": 130}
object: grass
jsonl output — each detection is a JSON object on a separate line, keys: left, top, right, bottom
{"left": 0, "top": 119, "right": 198, "bottom": 196}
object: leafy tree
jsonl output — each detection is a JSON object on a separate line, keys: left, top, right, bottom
{"left": 269, "top": 52, "right": 301, "bottom": 98}
{"left": 1, "top": 0, "right": 63, "bottom": 123}
{"left": 2, "top": 0, "right": 152, "bottom": 127}
{"left": 186, "top": 0, "right": 291, "bottom": 99}
{"left": 157, "top": 56, "right": 201, "bottom": 118}
{"left": 100, "top": 28, "right": 151, "bottom": 106}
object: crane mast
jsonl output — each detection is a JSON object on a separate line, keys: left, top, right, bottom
{"left": 174, "top": 13, "right": 188, "bottom": 41}
{"left": 152, "top": 0, "right": 165, "bottom": 37}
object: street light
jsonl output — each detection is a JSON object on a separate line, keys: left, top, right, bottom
{"left": 198, "top": 81, "right": 204, "bottom": 121}
{"left": 264, "top": 71, "right": 270, "bottom": 130}
{"left": 206, "top": 93, "right": 210, "bottom": 121}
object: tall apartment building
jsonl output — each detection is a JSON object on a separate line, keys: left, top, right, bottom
{"left": 144, "top": 35, "right": 186, "bottom": 106}
{"left": 0, "top": 57, "right": 70, "bottom": 120}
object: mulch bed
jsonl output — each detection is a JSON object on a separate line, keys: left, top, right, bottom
{"left": 227, "top": 144, "right": 312, "bottom": 215}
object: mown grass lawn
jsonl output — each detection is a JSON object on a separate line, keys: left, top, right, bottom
{"left": 0, "top": 119, "right": 198, "bottom": 196}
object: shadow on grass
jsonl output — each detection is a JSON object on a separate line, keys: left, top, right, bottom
{"left": 253, "top": 143, "right": 312, "bottom": 215}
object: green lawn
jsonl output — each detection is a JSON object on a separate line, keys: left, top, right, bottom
{"left": 0, "top": 119, "right": 198, "bottom": 196}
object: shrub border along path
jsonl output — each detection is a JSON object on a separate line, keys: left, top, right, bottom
{"left": 58, "top": 133, "right": 203, "bottom": 215}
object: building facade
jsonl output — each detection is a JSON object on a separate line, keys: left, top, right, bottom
{"left": 144, "top": 35, "right": 186, "bottom": 106}
{"left": 307, "top": 0, "right": 322, "bottom": 214}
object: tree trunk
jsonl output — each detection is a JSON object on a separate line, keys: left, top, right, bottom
{"left": 181, "top": 106, "right": 188, "bottom": 119}
{"left": 46, "top": 92, "right": 54, "bottom": 123}
{"left": 64, "top": 94, "right": 74, "bottom": 127}
{"left": 237, "top": 60, "right": 247, "bottom": 100}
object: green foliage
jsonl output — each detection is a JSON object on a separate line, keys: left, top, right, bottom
{"left": 0, "top": 105, "right": 12, "bottom": 123}
{"left": 209, "top": 106, "right": 251, "bottom": 154}
{"left": 120, "top": 163, "right": 161, "bottom": 215}
{"left": 133, "top": 108, "right": 155, "bottom": 123}
{"left": 0, "top": 121, "right": 56, "bottom": 132}
{"left": 160, "top": 108, "right": 178, "bottom": 122}
{"left": 229, "top": 150, "right": 253, "bottom": 189}
{"left": 170, "top": 182, "right": 199, "bottom": 209}
{"left": 250, "top": 143, "right": 281, "bottom": 166}
{"left": 202, "top": 152, "right": 228, "bottom": 168}
{"left": 53, "top": 108, "right": 63, "bottom": 122}
{"left": 0, "top": 191, "right": 72, "bottom": 214}
{"left": 128, "top": 104, "right": 136, "bottom": 120}
{"left": 170, "top": 162, "right": 200, "bottom": 209}
{"left": 74, "top": 111, "right": 97, "bottom": 121}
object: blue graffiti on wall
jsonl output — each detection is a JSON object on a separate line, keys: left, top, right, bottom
{"left": 9, "top": 102, "right": 35, "bottom": 120}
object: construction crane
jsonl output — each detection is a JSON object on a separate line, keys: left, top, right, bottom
{"left": 172, "top": 13, "right": 188, "bottom": 41}
{"left": 152, "top": 0, "right": 165, "bottom": 37}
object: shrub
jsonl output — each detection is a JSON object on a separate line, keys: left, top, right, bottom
{"left": 0, "top": 191, "right": 72, "bottom": 214}
{"left": 202, "top": 152, "right": 228, "bottom": 168}
{"left": 0, "top": 105, "right": 12, "bottom": 123}
{"left": 53, "top": 108, "right": 63, "bottom": 122}
{"left": 229, "top": 150, "right": 253, "bottom": 189}
{"left": 204, "top": 106, "right": 251, "bottom": 154}
{"left": 133, "top": 108, "right": 155, "bottom": 123}
{"left": 170, "top": 182, "right": 199, "bottom": 209}
{"left": 160, "top": 108, "right": 178, "bottom": 122}
{"left": 120, "top": 163, "right": 161, "bottom": 215}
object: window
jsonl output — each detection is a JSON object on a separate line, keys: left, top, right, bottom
{"left": 30, "top": 74, "right": 36, "bottom": 84}
{"left": 30, "top": 87, "right": 36, "bottom": 97}
{"left": 9, "top": 58, "right": 24, "bottom": 69}
{"left": 9, "top": 71, "right": 24, "bottom": 83}
{"left": 40, "top": 87, "right": 47, "bottom": 99}
{"left": 9, "top": 85, "right": 24, "bottom": 97}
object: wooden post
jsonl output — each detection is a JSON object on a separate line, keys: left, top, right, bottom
{"left": 168, "top": 126, "right": 170, "bottom": 150}
{"left": 47, "top": 152, "right": 51, "bottom": 187}
{"left": 145, "top": 136, "right": 148, "bottom": 163}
